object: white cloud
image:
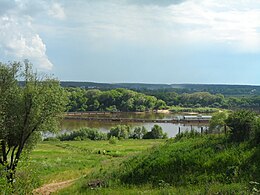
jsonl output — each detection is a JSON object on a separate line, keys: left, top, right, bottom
{"left": 0, "top": 15, "right": 53, "bottom": 70}
{"left": 54, "top": 0, "right": 260, "bottom": 53}
{"left": 167, "top": 0, "right": 260, "bottom": 52}
{"left": 48, "top": 3, "right": 66, "bottom": 20}
{"left": 0, "top": 0, "right": 66, "bottom": 70}
{"left": 2, "top": 0, "right": 260, "bottom": 71}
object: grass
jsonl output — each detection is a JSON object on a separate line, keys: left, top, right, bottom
{"left": 57, "top": 134, "right": 259, "bottom": 194}
{"left": 169, "top": 106, "right": 220, "bottom": 113}
{"left": 56, "top": 182, "right": 247, "bottom": 195}
{"left": 13, "top": 134, "right": 259, "bottom": 194}
{"left": 28, "top": 139, "right": 164, "bottom": 185}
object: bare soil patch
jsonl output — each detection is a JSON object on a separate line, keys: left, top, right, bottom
{"left": 33, "top": 179, "right": 77, "bottom": 195}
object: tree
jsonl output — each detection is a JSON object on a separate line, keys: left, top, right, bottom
{"left": 132, "top": 126, "right": 147, "bottom": 139}
{"left": 209, "top": 111, "right": 228, "bottom": 133}
{"left": 108, "top": 125, "right": 131, "bottom": 139}
{"left": 225, "top": 110, "right": 256, "bottom": 142}
{"left": 143, "top": 125, "right": 167, "bottom": 139}
{"left": 154, "top": 99, "right": 167, "bottom": 110}
{"left": 0, "top": 61, "right": 67, "bottom": 184}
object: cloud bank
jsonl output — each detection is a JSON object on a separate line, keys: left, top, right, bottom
{"left": 0, "top": 0, "right": 66, "bottom": 70}
{"left": 1, "top": 0, "right": 260, "bottom": 73}
{"left": 50, "top": 0, "right": 260, "bottom": 53}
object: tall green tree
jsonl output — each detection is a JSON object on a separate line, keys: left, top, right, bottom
{"left": 209, "top": 111, "right": 229, "bottom": 133}
{"left": 108, "top": 125, "right": 131, "bottom": 139}
{"left": 0, "top": 61, "right": 67, "bottom": 184}
{"left": 225, "top": 110, "right": 256, "bottom": 142}
{"left": 143, "top": 125, "right": 167, "bottom": 139}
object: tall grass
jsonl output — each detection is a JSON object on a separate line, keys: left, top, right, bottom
{"left": 62, "top": 133, "right": 259, "bottom": 194}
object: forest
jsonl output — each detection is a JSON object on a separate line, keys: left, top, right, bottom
{"left": 66, "top": 87, "right": 260, "bottom": 112}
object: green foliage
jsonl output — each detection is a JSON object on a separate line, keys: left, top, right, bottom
{"left": 0, "top": 61, "right": 67, "bottom": 185}
{"left": 0, "top": 156, "right": 41, "bottom": 194}
{"left": 0, "top": 166, "right": 12, "bottom": 194}
{"left": 67, "top": 88, "right": 88, "bottom": 112}
{"left": 226, "top": 110, "right": 257, "bottom": 142}
{"left": 58, "top": 128, "right": 107, "bottom": 141}
{"left": 109, "top": 136, "right": 118, "bottom": 144}
{"left": 170, "top": 106, "right": 219, "bottom": 113}
{"left": 252, "top": 118, "right": 260, "bottom": 144}
{"left": 66, "top": 88, "right": 166, "bottom": 112}
{"left": 132, "top": 126, "right": 147, "bottom": 139}
{"left": 143, "top": 125, "right": 168, "bottom": 139}
{"left": 209, "top": 111, "right": 229, "bottom": 133}
{"left": 108, "top": 125, "right": 131, "bottom": 139}
{"left": 175, "top": 129, "right": 201, "bottom": 141}
{"left": 96, "top": 136, "right": 258, "bottom": 190}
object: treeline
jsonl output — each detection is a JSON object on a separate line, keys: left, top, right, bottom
{"left": 45, "top": 124, "right": 167, "bottom": 141}
{"left": 137, "top": 84, "right": 260, "bottom": 96}
{"left": 66, "top": 88, "right": 166, "bottom": 112}
{"left": 142, "top": 91, "right": 260, "bottom": 110}
{"left": 60, "top": 81, "right": 260, "bottom": 96}
{"left": 66, "top": 87, "right": 260, "bottom": 112}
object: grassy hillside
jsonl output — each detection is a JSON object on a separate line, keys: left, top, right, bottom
{"left": 28, "top": 139, "right": 163, "bottom": 185}
{"left": 59, "top": 135, "right": 260, "bottom": 194}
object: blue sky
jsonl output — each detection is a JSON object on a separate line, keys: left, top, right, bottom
{"left": 1, "top": 0, "right": 260, "bottom": 85}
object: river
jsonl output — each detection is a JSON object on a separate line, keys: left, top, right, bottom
{"left": 60, "top": 112, "right": 210, "bottom": 138}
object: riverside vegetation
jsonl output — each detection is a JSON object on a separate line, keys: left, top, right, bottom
{"left": 1, "top": 62, "right": 260, "bottom": 194}
{"left": 56, "top": 110, "right": 260, "bottom": 195}
{"left": 2, "top": 110, "right": 259, "bottom": 194}
{"left": 66, "top": 87, "right": 260, "bottom": 113}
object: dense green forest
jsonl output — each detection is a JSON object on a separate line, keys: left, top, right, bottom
{"left": 66, "top": 87, "right": 260, "bottom": 112}
{"left": 66, "top": 88, "right": 166, "bottom": 112}
{"left": 143, "top": 91, "right": 260, "bottom": 110}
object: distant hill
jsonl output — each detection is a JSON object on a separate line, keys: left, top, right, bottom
{"left": 60, "top": 81, "right": 171, "bottom": 90}
{"left": 60, "top": 81, "right": 260, "bottom": 96}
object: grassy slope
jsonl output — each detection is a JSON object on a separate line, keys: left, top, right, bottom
{"left": 28, "top": 139, "right": 164, "bottom": 185}
{"left": 59, "top": 135, "right": 260, "bottom": 194}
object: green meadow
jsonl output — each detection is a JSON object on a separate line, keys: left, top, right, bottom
{"left": 28, "top": 139, "right": 164, "bottom": 186}
{"left": 21, "top": 134, "right": 259, "bottom": 195}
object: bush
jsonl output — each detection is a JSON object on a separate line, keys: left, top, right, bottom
{"left": 209, "top": 111, "right": 229, "bottom": 133}
{"left": 175, "top": 129, "right": 201, "bottom": 141}
{"left": 58, "top": 128, "right": 107, "bottom": 141}
{"left": 252, "top": 118, "right": 260, "bottom": 145}
{"left": 225, "top": 110, "right": 257, "bottom": 142}
{"left": 109, "top": 136, "right": 118, "bottom": 144}
{"left": 143, "top": 125, "right": 167, "bottom": 139}
{"left": 131, "top": 126, "right": 147, "bottom": 139}
{"left": 108, "top": 125, "right": 131, "bottom": 139}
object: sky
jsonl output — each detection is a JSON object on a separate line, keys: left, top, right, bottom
{"left": 0, "top": 0, "right": 260, "bottom": 85}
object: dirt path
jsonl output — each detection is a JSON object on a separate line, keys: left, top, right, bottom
{"left": 33, "top": 179, "right": 77, "bottom": 195}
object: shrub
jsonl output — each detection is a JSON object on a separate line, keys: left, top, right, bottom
{"left": 225, "top": 110, "right": 257, "bottom": 142}
{"left": 58, "top": 128, "right": 107, "bottom": 141}
{"left": 108, "top": 125, "right": 131, "bottom": 139}
{"left": 143, "top": 125, "right": 167, "bottom": 139}
{"left": 209, "top": 111, "right": 229, "bottom": 133}
{"left": 109, "top": 136, "right": 118, "bottom": 144}
{"left": 252, "top": 118, "right": 260, "bottom": 144}
{"left": 175, "top": 129, "right": 201, "bottom": 141}
{"left": 131, "top": 126, "right": 147, "bottom": 139}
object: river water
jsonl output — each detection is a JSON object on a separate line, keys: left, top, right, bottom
{"left": 60, "top": 112, "right": 210, "bottom": 138}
